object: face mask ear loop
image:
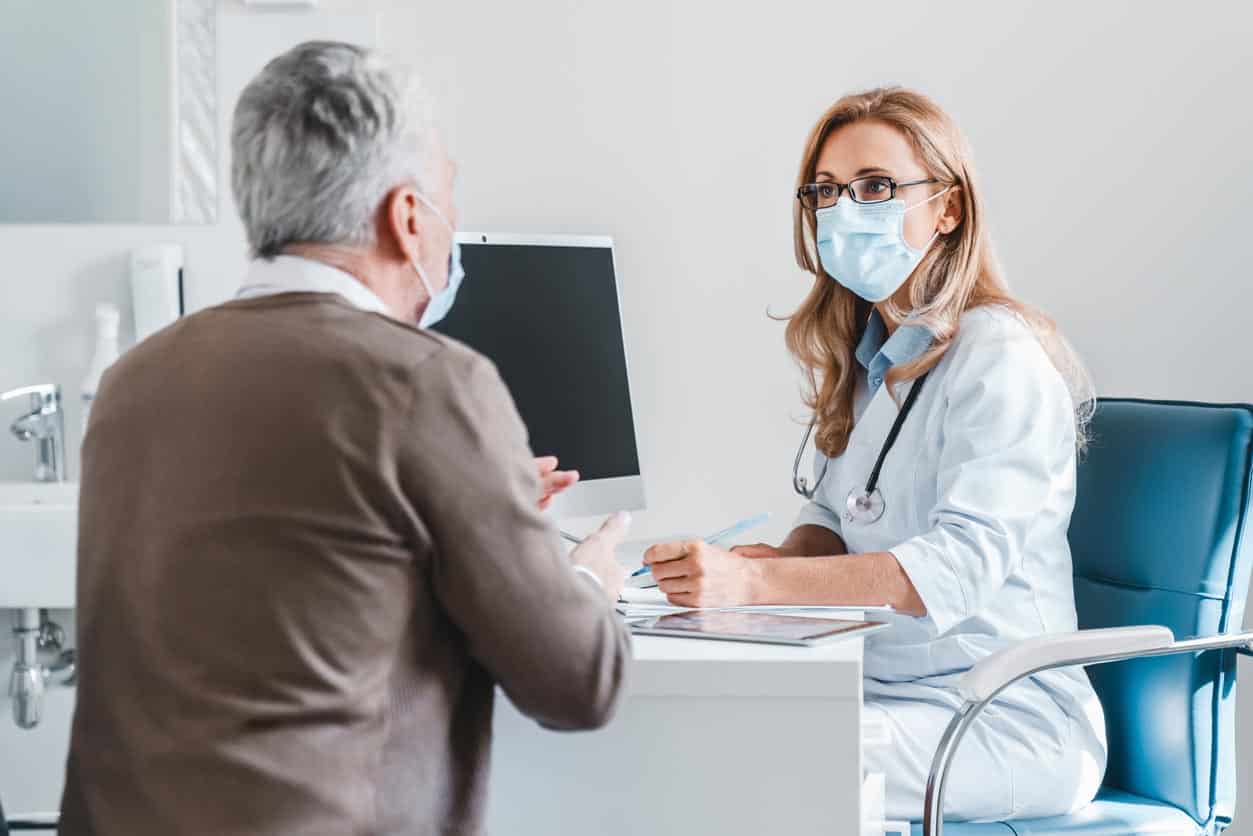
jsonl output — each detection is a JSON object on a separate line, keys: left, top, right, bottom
{"left": 412, "top": 258, "right": 436, "bottom": 298}
{"left": 904, "top": 184, "right": 952, "bottom": 213}
{"left": 904, "top": 185, "right": 952, "bottom": 255}
{"left": 903, "top": 228, "right": 943, "bottom": 260}
{"left": 409, "top": 189, "right": 454, "bottom": 299}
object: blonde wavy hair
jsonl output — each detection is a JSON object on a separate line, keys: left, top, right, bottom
{"left": 785, "top": 86, "right": 1094, "bottom": 458}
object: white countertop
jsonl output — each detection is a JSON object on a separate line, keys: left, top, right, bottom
{"left": 623, "top": 612, "right": 868, "bottom": 699}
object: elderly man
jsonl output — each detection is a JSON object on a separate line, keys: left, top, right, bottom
{"left": 59, "top": 41, "right": 630, "bottom": 835}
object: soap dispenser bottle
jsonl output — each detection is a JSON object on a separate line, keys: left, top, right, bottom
{"left": 82, "top": 303, "right": 121, "bottom": 434}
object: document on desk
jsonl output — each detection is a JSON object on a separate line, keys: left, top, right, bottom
{"left": 616, "top": 586, "right": 894, "bottom": 620}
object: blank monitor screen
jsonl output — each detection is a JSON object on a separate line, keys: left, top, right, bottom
{"left": 433, "top": 236, "right": 642, "bottom": 493}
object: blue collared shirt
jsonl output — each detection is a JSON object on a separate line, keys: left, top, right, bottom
{"left": 855, "top": 310, "right": 933, "bottom": 394}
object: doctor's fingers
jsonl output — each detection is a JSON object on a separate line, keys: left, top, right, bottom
{"left": 648, "top": 554, "right": 705, "bottom": 582}
{"left": 656, "top": 576, "right": 697, "bottom": 597}
{"left": 664, "top": 591, "right": 701, "bottom": 608}
{"left": 645, "top": 539, "right": 703, "bottom": 566}
{"left": 730, "top": 543, "right": 779, "bottom": 558}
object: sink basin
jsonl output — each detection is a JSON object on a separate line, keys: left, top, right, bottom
{"left": 0, "top": 482, "right": 78, "bottom": 607}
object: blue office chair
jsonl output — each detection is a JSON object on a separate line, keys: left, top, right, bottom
{"left": 916, "top": 398, "right": 1253, "bottom": 836}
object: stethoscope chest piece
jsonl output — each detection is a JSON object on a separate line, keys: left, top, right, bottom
{"left": 844, "top": 487, "right": 886, "bottom": 524}
{"left": 792, "top": 368, "right": 932, "bottom": 526}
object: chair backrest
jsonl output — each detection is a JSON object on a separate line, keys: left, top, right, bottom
{"left": 1069, "top": 398, "right": 1253, "bottom": 831}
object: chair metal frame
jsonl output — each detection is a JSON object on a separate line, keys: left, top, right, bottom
{"left": 922, "top": 630, "right": 1253, "bottom": 835}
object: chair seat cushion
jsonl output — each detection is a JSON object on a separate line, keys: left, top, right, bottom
{"left": 909, "top": 788, "right": 1205, "bottom": 835}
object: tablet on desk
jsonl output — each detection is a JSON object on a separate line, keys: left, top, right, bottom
{"left": 627, "top": 611, "right": 888, "bottom": 647}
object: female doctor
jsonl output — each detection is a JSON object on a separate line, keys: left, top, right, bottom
{"left": 645, "top": 87, "right": 1108, "bottom": 822}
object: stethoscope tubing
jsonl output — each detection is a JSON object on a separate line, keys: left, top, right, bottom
{"left": 792, "top": 370, "right": 932, "bottom": 518}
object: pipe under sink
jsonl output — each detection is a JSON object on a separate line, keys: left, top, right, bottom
{"left": 9, "top": 608, "right": 75, "bottom": 730}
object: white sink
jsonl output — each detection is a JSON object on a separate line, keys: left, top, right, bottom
{"left": 0, "top": 482, "right": 78, "bottom": 608}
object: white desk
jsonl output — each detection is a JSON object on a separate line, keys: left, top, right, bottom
{"left": 487, "top": 622, "right": 876, "bottom": 835}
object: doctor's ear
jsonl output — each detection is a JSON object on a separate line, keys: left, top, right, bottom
{"left": 382, "top": 185, "right": 423, "bottom": 264}
{"left": 937, "top": 186, "right": 964, "bottom": 235}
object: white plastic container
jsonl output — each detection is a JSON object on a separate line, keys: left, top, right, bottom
{"left": 82, "top": 303, "right": 122, "bottom": 434}
{"left": 129, "top": 243, "right": 184, "bottom": 343}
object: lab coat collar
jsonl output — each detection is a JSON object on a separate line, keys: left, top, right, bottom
{"left": 236, "top": 255, "right": 394, "bottom": 318}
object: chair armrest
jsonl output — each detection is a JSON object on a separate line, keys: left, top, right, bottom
{"left": 927, "top": 627, "right": 1253, "bottom": 835}
{"left": 958, "top": 626, "right": 1174, "bottom": 702}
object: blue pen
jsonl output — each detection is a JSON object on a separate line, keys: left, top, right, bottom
{"left": 630, "top": 512, "right": 772, "bottom": 578}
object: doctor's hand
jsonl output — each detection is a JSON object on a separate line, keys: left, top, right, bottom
{"left": 569, "top": 512, "right": 631, "bottom": 602}
{"left": 730, "top": 543, "right": 784, "bottom": 558}
{"left": 644, "top": 540, "right": 764, "bottom": 608}
{"left": 536, "top": 456, "right": 579, "bottom": 511}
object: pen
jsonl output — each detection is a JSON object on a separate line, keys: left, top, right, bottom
{"left": 630, "top": 512, "right": 772, "bottom": 578}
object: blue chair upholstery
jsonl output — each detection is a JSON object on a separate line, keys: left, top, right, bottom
{"left": 912, "top": 789, "right": 1209, "bottom": 835}
{"left": 912, "top": 398, "right": 1253, "bottom": 835}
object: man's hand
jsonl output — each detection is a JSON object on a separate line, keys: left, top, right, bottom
{"left": 536, "top": 456, "right": 579, "bottom": 511}
{"left": 569, "top": 512, "right": 631, "bottom": 602}
{"left": 644, "top": 540, "right": 763, "bottom": 608}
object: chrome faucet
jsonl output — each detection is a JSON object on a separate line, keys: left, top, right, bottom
{"left": 10, "top": 608, "right": 75, "bottom": 729}
{"left": 2, "top": 384, "right": 66, "bottom": 482}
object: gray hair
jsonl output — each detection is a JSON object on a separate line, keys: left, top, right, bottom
{"left": 230, "top": 41, "right": 436, "bottom": 259}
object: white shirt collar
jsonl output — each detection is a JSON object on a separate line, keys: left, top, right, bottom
{"left": 235, "top": 255, "right": 393, "bottom": 317}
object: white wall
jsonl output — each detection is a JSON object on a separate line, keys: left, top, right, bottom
{"left": 1, "top": 0, "right": 1251, "bottom": 827}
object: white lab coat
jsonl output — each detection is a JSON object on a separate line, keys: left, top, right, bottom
{"left": 795, "top": 306, "right": 1106, "bottom": 822}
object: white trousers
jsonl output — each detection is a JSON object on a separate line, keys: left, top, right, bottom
{"left": 863, "top": 686, "right": 1105, "bottom": 823}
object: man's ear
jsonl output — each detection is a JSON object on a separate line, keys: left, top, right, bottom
{"left": 937, "top": 186, "right": 964, "bottom": 235}
{"left": 382, "top": 184, "right": 423, "bottom": 264}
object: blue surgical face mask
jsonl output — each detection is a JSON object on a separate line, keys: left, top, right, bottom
{"left": 412, "top": 194, "right": 465, "bottom": 329}
{"left": 815, "top": 186, "right": 950, "bottom": 303}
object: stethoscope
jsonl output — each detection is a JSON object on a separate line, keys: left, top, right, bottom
{"left": 792, "top": 370, "right": 931, "bottom": 524}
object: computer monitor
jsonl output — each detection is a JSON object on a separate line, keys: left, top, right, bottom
{"left": 432, "top": 233, "right": 645, "bottom": 518}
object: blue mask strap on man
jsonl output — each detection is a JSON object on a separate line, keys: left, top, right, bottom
{"left": 412, "top": 193, "right": 466, "bottom": 329}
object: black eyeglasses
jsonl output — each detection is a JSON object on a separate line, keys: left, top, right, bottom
{"left": 796, "top": 176, "right": 941, "bottom": 210}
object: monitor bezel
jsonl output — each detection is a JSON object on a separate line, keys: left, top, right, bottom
{"left": 454, "top": 232, "right": 646, "bottom": 519}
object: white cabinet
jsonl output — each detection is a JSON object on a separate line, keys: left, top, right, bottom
{"left": 488, "top": 634, "right": 865, "bottom": 835}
